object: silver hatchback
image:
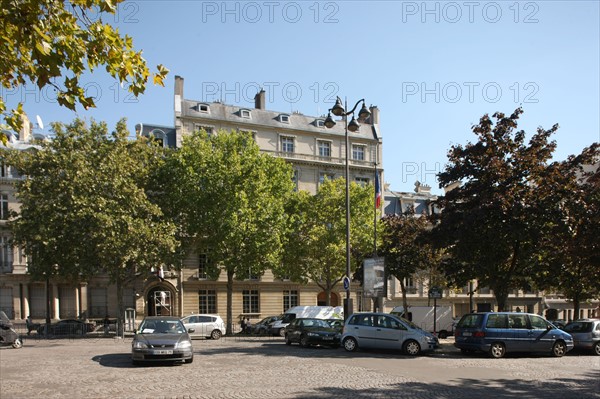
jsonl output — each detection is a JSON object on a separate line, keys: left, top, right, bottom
{"left": 563, "top": 319, "right": 600, "bottom": 355}
{"left": 341, "top": 312, "right": 438, "bottom": 356}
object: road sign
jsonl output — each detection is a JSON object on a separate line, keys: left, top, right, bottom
{"left": 428, "top": 287, "right": 443, "bottom": 299}
{"left": 343, "top": 276, "right": 350, "bottom": 291}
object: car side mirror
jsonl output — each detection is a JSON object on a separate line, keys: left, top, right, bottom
{"left": 188, "top": 328, "right": 195, "bottom": 333}
{"left": 547, "top": 325, "right": 553, "bottom": 330}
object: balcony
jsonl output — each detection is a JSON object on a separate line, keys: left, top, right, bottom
{"left": 262, "top": 150, "right": 373, "bottom": 168}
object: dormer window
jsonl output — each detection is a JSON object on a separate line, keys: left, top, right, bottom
{"left": 197, "top": 103, "right": 209, "bottom": 113}
{"left": 278, "top": 114, "right": 290, "bottom": 123}
{"left": 315, "top": 119, "right": 325, "bottom": 128}
{"left": 240, "top": 109, "right": 251, "bottom": 119}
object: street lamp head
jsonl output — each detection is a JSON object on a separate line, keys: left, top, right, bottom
{"left": 324, "top": 113, "right": 336, "bottom": 129}
{"left": 331, "top": 97, "right": 345, "bottom": 116}
{"left": 347, "top": 116, "right": 360, "bottom": 132}
{"left": 357, "top": 102, "right": 371, "bottom": 122}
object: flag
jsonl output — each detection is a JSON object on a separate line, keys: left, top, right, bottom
{"left": 375, "top": 172, "right": 381, "bottom": 209}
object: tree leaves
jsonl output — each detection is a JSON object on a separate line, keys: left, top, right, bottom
{"left": 0, "top": 0, "right": 169, "bottom": 134}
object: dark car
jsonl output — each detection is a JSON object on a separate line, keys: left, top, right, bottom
{"left": 563, "top": 319, "right": 600, "bottom": 355}
{"left": 284, "top": 318, "right": 341, "bottom": 348}
{"left": 131, "top": 316, "right": 194, "bottom": 365}
{"left": 252, "top": 315, "right": 280, "bottom": 335}
{"left": 326, "top": 319, "right": 344, "bottom": 333}
{"left": 38, "top": 319, "right": 96, "bottom": 336}
{"left": 454, "top": 312, "right": 574, "bottom": 358}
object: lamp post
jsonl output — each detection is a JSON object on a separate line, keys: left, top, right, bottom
{"left": 324, "top": 96, "right": 370, "bottom": 321}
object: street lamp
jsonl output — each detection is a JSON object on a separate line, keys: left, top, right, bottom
{"left": 324, "top": 96, "right": 370, "bottom": 321}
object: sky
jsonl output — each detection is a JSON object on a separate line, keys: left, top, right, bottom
{"left": 3, "top": 0, "right": 599, "bottom": 194}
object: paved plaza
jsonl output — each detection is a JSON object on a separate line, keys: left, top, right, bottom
{"left": 0, "top": 335, "right": 598, "bottom": 399}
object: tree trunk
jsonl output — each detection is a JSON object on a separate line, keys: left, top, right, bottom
{"left": 400, "top": 278, "right": 409, "bottom": 316}
{"left": 226, "top": 269, "right": 234, "bottom": 335}
{"left": 572, "top": 296, "right": 580, "bottom": 322}
{"left": 116, "top": 274, "right": 124, "bottom": 338}
{"left": 494, "top": 286, "right": 508, "bottom": 312}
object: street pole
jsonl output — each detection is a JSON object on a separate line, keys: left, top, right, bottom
{"left": 343, "top": 99, "right": 352, "bottom": 321}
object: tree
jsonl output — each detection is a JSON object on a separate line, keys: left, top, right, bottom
{"left": 2, "top": 119, "right": 178, "bottom": 334}
{"left": 276, "top": 178, "right": 375, "bottom": 307}
{"left": 432, "top": 108, "right": 558, "bottom": 311}
{"left": 381, "top": 209, "right": 442, "bottom": 313}
{"left": 0, "top": 0, "right": 168, "bottom": 135}
{"left": 534, "top": 144, "right": 600, "bottom": 318}
{"left": 156, "top": 130, "right": 294, "bottom": 334}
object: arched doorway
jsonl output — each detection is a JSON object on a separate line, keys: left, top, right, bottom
{"left": 317, "top": 291, "right": 339, "bottom": 306}
{"left": 146, "top": 286, "right": 173, "bottom": 316}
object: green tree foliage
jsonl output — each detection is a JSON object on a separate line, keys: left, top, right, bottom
{"left": 534, "top": 144, "right": 600, "bottom": 317}
{"left": 432, "top": 108, "right": 558, "bottom": 311}
{"left": 277, "top": 178, "right": 375, "bottom": 306}
{"left": 2, "top": 119, "right": 178, "bottom": 333}
{"left": 156, "top": 130, "right": 294, "bottom": 333}
{"left": 0, "top": 0, "right": 169, "bottom": 135}
{"left": 381, "top": 209, "right": 442, "bottom": 313}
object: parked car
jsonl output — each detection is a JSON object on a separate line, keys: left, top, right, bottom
{"left": 131, "top": 316, "right": 194, "bottom": 365}
{"left": 341, "top": 312, "right": 438, "bottom": 356}
{"left": 181, "top": 314, "right": 225, "bottom": 340}
{"left": 252, "top": 315, "right": 280, "bottom": 335}
{"left": 563, "top": 319, "right": 600, "bottom": 355}
{"left": 454, "top": 312, "right": 574, "bottom": 358}
{"left": 549, "top": 319, "right": 567, "bottom": 329}
{"left": 37, "top": 319, "right": 96, "bottom": 336}
{"left": 284, "top": 318, "right": 341, "bottom": 348}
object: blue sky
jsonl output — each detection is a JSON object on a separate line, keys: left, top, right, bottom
{"left": 4, "top": 0, "right": 599, "bottom": 194}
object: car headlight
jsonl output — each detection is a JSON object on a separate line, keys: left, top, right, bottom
{"left": 133, "top": 341, "right": 148, "bottom": 349}
{"left": 177, "top": 341, "right": 192, "bottom": 349}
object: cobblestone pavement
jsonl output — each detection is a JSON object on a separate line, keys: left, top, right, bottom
{"left": 0, "top": 335, "right": 598, "bottom": 399}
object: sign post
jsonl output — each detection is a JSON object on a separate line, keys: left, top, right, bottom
{"left": 428, "top": 287, "right": 443, "bottom": 336}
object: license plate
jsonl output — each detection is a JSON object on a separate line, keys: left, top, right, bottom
{"left": 463, "top": 332, "right": 472, "bottom": 337}
{"left": 152, "top": 350, "right": 173, "bottom": 355}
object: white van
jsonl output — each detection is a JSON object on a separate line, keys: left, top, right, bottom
{"left": 390, "top": 305, "right": 455, "bottom": 338}
{"left": 270, "top": 306, "right": 343, "bottom": 337}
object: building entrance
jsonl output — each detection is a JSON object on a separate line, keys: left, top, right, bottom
{"left": 147, "top": 287, "right": 172, "bottom": 316}
{"left": 317, "top": 291, "right": 339, "bottom": 306}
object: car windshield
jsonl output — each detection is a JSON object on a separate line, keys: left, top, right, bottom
{"left": 139, "top": 320, "right": 185, "bottom": 334}
{"left": 303, "top": 319, "right": 330, "bottom": 328}
{"left": 564, "top": 322, "right": 593, "bottom": 333}
{"left": 457, "top": 314, "right": 484, "bottom": 328}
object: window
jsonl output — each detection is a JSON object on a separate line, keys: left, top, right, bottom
{"left": 319, "top": 172, "right": 335, "bottom": 185}
{"left": 318, "top": 140, "right": 331, "bottom": 157}
{"left": 195, "top": 125, "right": 214, "bottom": 136}
{"left": 1, "top": 162, "right": 7, "bottom": 178}
{"left": 279, "top": 114, "right": 290, "bottom": 123}
{"left": 529, "top": 315, "right": 549, "bottom": 330}
{"left": 1, "top": 193, "right": 8, "bottom": 220}
{"left": 283, "top": 290, "right": 298, "bottom": 311}
{"left": 89, "top": 287, "right": 107, "bottom": 318}
{"left": 149, "top": 129, "right": 167, "bottom": 147}
{"left": 198, "top": 290, "right": 217, "bottom": 314}
{"left": 486, "top": 314, "right": 508, "bottom": 329}
{"left": 238, "top": 129, "right": 257, "bottom": 141}
{"left": 352, "top": 145, "right": 365, "bottom": 161}
{"left": 355, "top": 177, "right": 369, "bottom": 186}
{"left": 198, "top": 253, "right": 209, "bottom": 279}
{"left": 508, "top": 314, "right": 528, "bottom": 329}
{"left": 281, "top": 136, "right": 294, "bottom": 153}
{"left": 242, "top": 290, "right": 259, "bottom": 313}
{"left": 240, "top": 109, "right": 251, "bottom": 118}
{"left": 315, "top": 119, "right": 325, "bottom": 128}
{"left": 197, "top": 103, "right": 209, "bottom": 112}
{"left": 0, "top": 235, "right": 13, "bottom": 272}
{"left": 292, "top": 170, "right": 299, "bottom": 191}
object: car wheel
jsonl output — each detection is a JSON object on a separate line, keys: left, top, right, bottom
{"left": 438, "top": 331, "right": 448, "bottom": 339}
{"left": 343, "top": 337, "right": 358, "bottom": 352}
{"left": 285, "top": 334, "right": 292, "bottom": 345}
{"left": 489, "top": 342, "right": 506, "bottom": 358}
{"left": 551, "top": 341, "right": 567, "bottom": 357}
{"left": 185, "top": 356, "right": 194, "bottom": 364}
{"left": 12, "top": 338, "right": 23, "bottom": 349}
{"left": 403, "top": 340, "right": 421, "bottom": 356}
{"left": 279, "top": 328, "right": 286, "bottom": 337}
{"left": 300, "top": 335, "right": 310, "bottom": 348}
{"left": 210, "top": 329, "right": 222, "bottom": 340}
{"left": 593, "top": 342, "right": 600, "bottom": 356}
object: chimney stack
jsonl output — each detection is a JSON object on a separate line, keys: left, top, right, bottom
{"left": 255, "top": 89, "right": 266, "bottom": 110}
{"left": 174, "top": 75, "right": 184, "bottom": 97}
{"left": 369, "top": 106, "right": 379, "bottom": 125}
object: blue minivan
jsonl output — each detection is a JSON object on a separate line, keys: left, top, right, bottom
{"left": 454, "top": 312, "right": 574, "bottom": 358}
